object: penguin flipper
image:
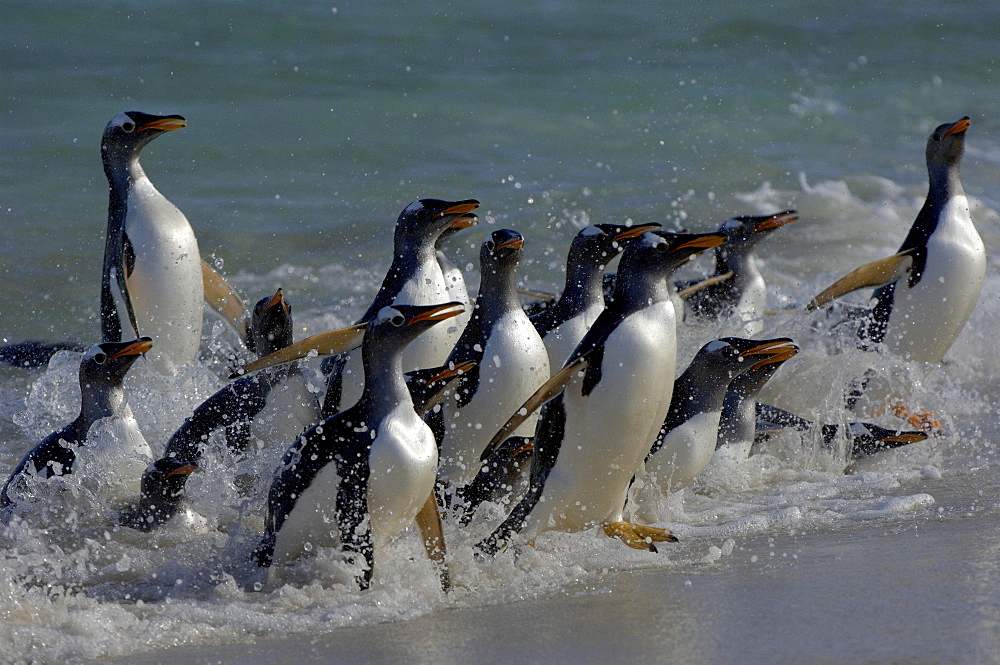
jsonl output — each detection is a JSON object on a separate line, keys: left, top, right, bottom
{"left": 2, "top": 433, "right": 79, "bottom": 506}
{"left": 334, "top": 452, "right": 374, "bottom": 590}
{"left": 676, "top": 271, "right": 734, "bottom": 301}
{"left": 414, "top": 490, "right": 450, "bottom": 592}
{"left": 163, "top": 377, "right": 270, "bottom": 462}
{"left": 230, "top": 323, "right": 367, "bottom": 379}
{"left": 755, "top": 403, "right": 813, "bottom": 432}
{"left": 478, "top": 396, "right": 566, "bottom": 555}
{"left": 806, "top": 250, "right": 915, "bottom": 311}
{"left": 479, "top": 354, "right": 590, "bottom": 462}
{"left": 202, "top": 259, "right": 250, "bottom": 342}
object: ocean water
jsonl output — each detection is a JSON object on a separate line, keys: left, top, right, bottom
{"left": 1, "top": 1, "right": 1000, "bottom": 662}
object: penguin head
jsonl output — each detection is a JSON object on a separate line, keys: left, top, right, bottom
{"left": 121, "top": 458, "right": 198, "bottom": 531}
{"left": 101, "top": 111, "right": 186, "bottom": 160}
{"left": 717, "top": 210, "right": 797, "bottom": 258}
{"left": 692, "top": 337, "right": 798, "bottom": 384}
{"left": 927, "top": 116, "right": 969, "bottom": 170}
{"left": 80, "top": 337, "right": 153, "bottom": 386}
{"left": 436, "top": 211, "right": 480, "bottom": 250}
{"left": 141, "top": 458, "right": 198, "bottom": 502}
{"left": 395, "top": 198, "right": 480, "bottom": 249}
{"left": 480, "top": 229, "right": 525, "bottom": 274}
{"left": 249, "top": 288, "right": 294, "bottom": 358}
{"left": 627, "top": 229, "right": 728, "bottom": 276}
{"left": 724, "top": 337, "right": 798, "bottom": 398}
{"left": 570, "top": 222, "right": 661, "bottom": 269}
{"left": 368, "top": 302, "right": 466, "bottom": 349}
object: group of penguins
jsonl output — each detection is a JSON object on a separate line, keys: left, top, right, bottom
{"left": 0, "top": 111, "right": 985, "bottom": 592}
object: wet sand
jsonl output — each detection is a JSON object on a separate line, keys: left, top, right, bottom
{"left": 110, "top": 470, "right": 1000, "bottom": 664}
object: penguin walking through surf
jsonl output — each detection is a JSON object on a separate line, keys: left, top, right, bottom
{"left": 99, "top": 112, "right": 203, "bottom": 373}
{"left": 642, "top": 337, "right": 798, "bottom": 497}
{"left": 120, "top": 289, "right": 320, "bottom": 530}
{"left": 530, "top": 222, "right": 660, "bottom": 370}
{"left": 253, "top": 302, "right": 465, "bottom": 591}
{"left": 681, "top": 210, "right": 797, "bottom": 335}
{"left": 808, "top": 117, "right": 984, "bottom": 364}
{"left": 2, "top": 338, "right": 154, "bottom": 508}
{"left": 714, "top": 353, "right": 927, "bottom": 462}
{"left": 322, "top": 199, "right": 479, "bottom": 416}
{"left": 434, "top": 229, "right": 550, "bottom": 490}
{"left": 478, "top": 229, "right": 725, "bottom": 555}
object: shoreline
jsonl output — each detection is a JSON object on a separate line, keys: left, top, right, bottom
{"left": 108, "top": 470, "right": 1000, "bottom": 665}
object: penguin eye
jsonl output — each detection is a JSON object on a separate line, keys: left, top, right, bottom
{"left": 655, "top": 242, "right": 668, "bottom": 253}
{"left": 93, "top": 353, "right": 108, "bottom": 365}
{"left": 390, "top": 314, "right": 406, "bottom": 327}
{"left": 485, "top": 240, "right": 496, "bottom": 252}
{"left": 121, "top": 121, "right": 136, "bottom": 133}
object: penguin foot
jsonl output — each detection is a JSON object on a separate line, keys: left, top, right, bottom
{"left": 890, "top": 403, "right": 943, "bottom": 435}
{"left": 603, "top": 521, "right": 678, "bottom": 552}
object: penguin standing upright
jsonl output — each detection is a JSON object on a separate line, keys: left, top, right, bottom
{"left": 2, "top": 338, "right": 153, "bottom": 507}
{"left": 642, "top": 337, "right": 797, "bottom": 496}
{"left": 99, "top": 112, "right": 204, "bottom": 373}
{"left": 808, "top": 117, "right": 985, "bottom": 364}
{"left": 478, "top": 229, "right": 725, "bottom": 554}
{"left": 121, "top": 289, "right": 320, "bottom": 529}
{"left": 254, "top": 302, "right": 465, "bottom": 590}
{"left": 435, "top": 229, "right": 550, "bottom": 488}
{"left": 530, "top": 222, "right": 660, "bottom": 370}
{"left": 322, "top": 199, "right": 479, "bottom": 416}
{"left": 682, "top": 211, "right": 797, "bottom": 334}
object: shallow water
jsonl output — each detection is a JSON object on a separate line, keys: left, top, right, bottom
{"left": 2, "top": 1, "right": 1000, "bottom": 662}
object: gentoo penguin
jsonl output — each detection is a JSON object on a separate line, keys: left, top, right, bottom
{"left": 643, "top": 337, "right": 798, "bottom": 495}
{"left": 1, "top": 338, "right": 153, "bottom": 507}
{"left": 478, "top": 229, "right": 725, "bottom": 555}
{"left": 530, "top": 222, "right": 660, "bottom": 370}
{"left": 322, "top": 199, "right": 480, "bottom": 417}
{"left": 435, "top": 229, "right": 550, "bottom": 488}
{"left": 714, "top": 353, "right": 927, "bottom": 462}
{"left": 120, "top": 289, "right": 320, "bottom": 530}
{"left": 752, "top": 404, "right": 928, "bottom": 461}
{"left": 435, "top": 213, "right": 479, "bottom": 339}
{"left": 100, "top": 111, "right": 204, "bottom": 373}
{"left": 715, "top": 341, "right": 798, "bottom": 461}
{"left": 808, "top": 117, "right": 984, "bottom": 364}
{"left": 682, "top": 210, "right": 797, "bottom": 335}
{"left": 253, "top": 302, "right": 465, "bottom": 590}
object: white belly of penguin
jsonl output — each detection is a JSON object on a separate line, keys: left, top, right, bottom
{"left": 525, "top": 302, "right": 676, "bottom": 536}
{"left": 441, "top": 259, "right": 472, "bottom": 336}
{"left": 338, "top": 261, "right": 458, "bottom": 410}
{"left": 542, "top": 304, "right": 602, "bottom": 371}
{"left": 78, "top": 408, "right": 153, "bottom": 504}
{"left": 734, "top": 264, "right": 766, "bottom": 336}
{"left": 645, "top": 409, "right": 722, "bottom": 494}
{"left": 250, "top": 374, "right": 320, "bottom": 449}
{"left": 122, "top": 177, "right": 204, "bottom": 373}
{"left": 272, "top": 405, "right": 438, "bottom": 565}
{"left": 883, "top": 195, "right": 985, "bottom": 363}
{"left": 438, "top": 312, "right": 550, "bottom": 486}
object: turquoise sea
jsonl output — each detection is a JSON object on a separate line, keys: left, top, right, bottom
{"left": 2, "top": 2, "right": 1000, "bottom": 662}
